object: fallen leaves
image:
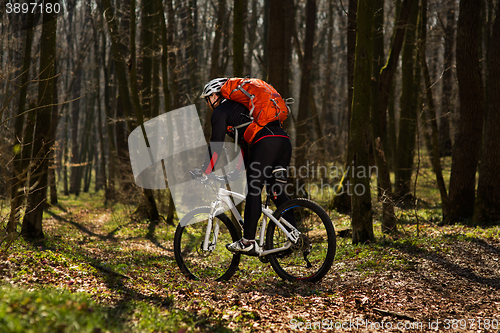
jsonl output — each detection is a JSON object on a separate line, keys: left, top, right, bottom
{"left": 1, "top": 201, "right": 500, "bottom": 332}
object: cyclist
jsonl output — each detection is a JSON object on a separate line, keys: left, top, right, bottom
{"left": 192, "top": 78, "right": 293, "bottom": 256}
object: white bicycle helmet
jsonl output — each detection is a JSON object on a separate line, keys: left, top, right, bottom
{"left": 200, "top": 78, "right": 228, "bottom": 98}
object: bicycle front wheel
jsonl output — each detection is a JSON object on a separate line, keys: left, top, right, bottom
{"left": 174, "top": 207, "right": 241, "bottom": 281}
{"left": 266, "top": 199, "right": 336, "bottom": 282}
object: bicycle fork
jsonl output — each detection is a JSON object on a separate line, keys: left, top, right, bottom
{"left": 202, "top": 200, "right": 223, "bottom": 252}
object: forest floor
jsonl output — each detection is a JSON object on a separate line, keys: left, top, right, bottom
{"left": 1, "top": 177, "right": 500, "bottom": 332}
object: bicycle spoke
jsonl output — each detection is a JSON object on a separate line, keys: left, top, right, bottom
{"left": 174, "top": 208, "right": 240, "bottom": 281}
{"left": 267, "top": 199, "right": 335, "bottom": 282}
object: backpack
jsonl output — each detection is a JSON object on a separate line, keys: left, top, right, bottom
{"left": 220, "top": 78, "right": 290, "bottom": 144}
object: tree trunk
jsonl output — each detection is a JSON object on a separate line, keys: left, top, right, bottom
{"left": 164, "top": 0, "right": 181, "bottom": 225}
{"left": 69, "top": 65, "right": 82, "bottom": 195}
{"left": 63, "top": 112, "right": 69, "bottom": 196}
{"left": 262, "top": 0, "right": 270, "bottom": 78}
{"left": 439, "top": 0, "right": 456, "bottom": 157}
{"left": 203, "top": 0, "right": 226, "bottom": 141}
{"left": 83, "top": 134, "right": 95, "bottom": 193}
{"left": 22, "top": 2, "right": 58, "bottom": 241}
{"left": 245, "top": 0, "right": 258, "bottom": 77}
{"left": 418, "top": 0, "right": 450, "bottom": 222}
{"left": 310, "top": 90, "right": 325, "bottom": 160}
{"left": 350, "top": 0, "right": 374, "bottom": 244}
{"left": 187, "top": 0, "right": 199, "bottom": 103}
{"left": 177, "top": 3, "right": 191, "bottom": 100}
{"left": 374, "top": 138, "right": 395, "bottom": 231}
{"left": 115, "top": 99, "right": 134, "bottom": 191}
{"left": 233, "top": 0, "right": 247, "bottom": 77}
{"left": 101, "top": 0, "right": 135, "bottom": 122}
{"left": 346, "top": 0, "right": 358, "bottom": 137}
{"left": 329, "top": 0, "right": 357, "bottom": 214}
{"left": 101, "top": 0, "right": 160, "bottom": 222}
{"left": 83, "top": 83, "right": 96, "bottom": 195}
{"left": 140, "top": 0, "right": 154, "bottom": 119}
{"left": 158, "top": 0, "right": 177, "bottom": 226}
{"left": 76, "top": 93, "right": 96, "bottom": 192}
{"left": 151, "top": 1, "right": 160, "bottom": 118}
{"left": 295, "top": 0, "right": 316, "bottom": 173}
{"left": 8, "top": 12, "right": 36, "bottom": 233}
{"left": 369, "top": 0, "right": 396, "bottom": 232}
{"left": 473, "top": 0, "right": 500, "bottom": 224}
{"left": 130, "top": 0, "right": 145, "bottom": 125}
{"left": 48, "top": 59, "right": 60, "bottom": 204}
{"left": 379, "top": 0, "right": 413, "bottom": 172}
{"left": 94, "top": 26, "right": 107, "bottom": 194}
{"left": 378, "top": 0, "right": 414, "bottom": 131}
{"left": 370, "top": 0, "right": 385, "bottom": 154}
{"left": 447, "top": 0, "right": 485, "bottom": 224}
{"left": 166, "top": 0, "right": 180, "bottom": 110}
{"left": 210, "top": 0, "right": 226, "bottom": 79}
{"left": 101, "top": 29, "right": 117, "bottom": 199}
{"left": 321, "top": 0, "right": 335, "bottom": 160}
{"left": 395, "top": 0, "right": 419, "bottom": 206}
{"left": 221, "top": 15, "right": 231, "bottom": 75}
{"left": 68, "top": 6, "right": 85, "bottom": 196}
{"left": 267, "top": 0, "right": 294, "bottom": 99}
{"left": 387, "top": 82, "right": 397, "bottom": 171}
{"left": 159, "top": 0, "right": 172, "bottom": 113}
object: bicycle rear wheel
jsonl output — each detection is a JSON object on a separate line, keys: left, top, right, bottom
{"left": 266, "top": 199, "right": 336, "bottom": 282}
{"left": 174, "top": 207, "right": 241, "bottom": 281}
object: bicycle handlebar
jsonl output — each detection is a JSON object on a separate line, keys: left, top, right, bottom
{"left": 204, "top": 173, "right": 227, "bottom": 183}
{"left": 189, "top": 170, "right": 226, "bottom": 184}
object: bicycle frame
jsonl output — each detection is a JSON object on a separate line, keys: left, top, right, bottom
{"left": 203, "top": 185, "right": 300, "bottom": 256}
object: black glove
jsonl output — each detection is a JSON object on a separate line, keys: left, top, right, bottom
{"left": 190, "top": 168, "right": 204, "bottom": 179}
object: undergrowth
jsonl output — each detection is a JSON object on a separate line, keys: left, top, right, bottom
{"left": 0, "top": 160, "right": 499, "bottom": 331}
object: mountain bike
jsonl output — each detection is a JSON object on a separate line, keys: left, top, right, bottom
{"left": 173, "top": 172, "right": 336, "bottom": 282}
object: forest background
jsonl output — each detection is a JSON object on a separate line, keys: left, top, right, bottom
{"left": 0, "top": 0, "right": 500, "bottom": 331}
{"left": 1, "top": 0, "right": 500, "bottom": 240}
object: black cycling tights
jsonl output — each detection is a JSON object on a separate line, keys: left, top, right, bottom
{"left": 244, "top": 136, "right": 293, "bottom": 240}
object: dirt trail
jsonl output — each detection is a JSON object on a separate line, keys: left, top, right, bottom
{"left": 5, "top": 204, "right": 500, "bottom": 332}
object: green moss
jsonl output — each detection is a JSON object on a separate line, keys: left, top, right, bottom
{"left": 0, "top": 286, "right": 122, "bottom": 333}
